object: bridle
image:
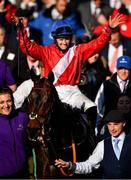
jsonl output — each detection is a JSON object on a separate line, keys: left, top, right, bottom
{"left": 27, "top": 84, "right": 53, "bottom": 142}
{"left": 28, "top": 111, "right": 50, "bottom": 142}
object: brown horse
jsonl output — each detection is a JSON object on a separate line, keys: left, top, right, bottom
{"left": 27, "top": 77, "right": 95, "bottom": 179}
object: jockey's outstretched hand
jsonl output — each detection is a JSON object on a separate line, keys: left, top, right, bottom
{"left": 11, "top": 15, "right": 25, "bottom": 27}
{"left": 109, "top": 13, "right": 126, "bottom": 29}
{"left": 55, "top": 159, "right": 69, "bottom": 168}
{"left": 11, "top": 15, "right": 20, "bottom": 26}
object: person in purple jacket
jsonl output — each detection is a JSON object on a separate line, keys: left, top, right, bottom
{"left": 0, "top": 60, "right": 16, "bottom": 91}
{"left": 0, "top": 87, "right": 28, "bottom": 178}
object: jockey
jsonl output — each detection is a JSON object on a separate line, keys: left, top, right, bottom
{"left": 50, "top": 20, "right": 96, "bottom": 114}
{"left": 12, "top": 13, "right": 125, "bottom": 136}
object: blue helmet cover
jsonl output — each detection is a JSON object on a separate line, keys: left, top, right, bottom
{"left": 51, "top": 20, "right": 73, "bottom": 38}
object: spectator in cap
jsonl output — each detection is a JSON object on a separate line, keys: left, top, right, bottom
{"left": 117, "top": 55, "right": 131, "bottom": 69}
{"left": 95, "top": 55, "right": 131, "bottom": 135}
{"left": 55, "top": 109, "right": 131, "bottom": 179}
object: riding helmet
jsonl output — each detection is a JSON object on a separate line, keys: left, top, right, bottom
{"left": 51, "top": 20, "right": 73, "bottom": 38}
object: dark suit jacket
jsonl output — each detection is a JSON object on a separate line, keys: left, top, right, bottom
{"left": 77, "top": 1, "right": 111, "bottom": 35}
{"left": 2, "top": 27, "right": 42, "bottom": 85}
{"left": 1, "top": 46, "right": 31, "bottom": 85}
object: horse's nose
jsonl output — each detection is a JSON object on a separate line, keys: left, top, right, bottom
{"left": 27, "top": 119, "right": 41, "bottom": 129}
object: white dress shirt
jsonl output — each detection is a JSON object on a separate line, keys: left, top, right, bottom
{"left": 109, "top": 0, "right": 121, "bottom": 9}
{"left": 90, "top": 1, "right": 101, "bottom": 17}
{"left": 117, "top": 75, "right": 129, "bottom": 93}
{"left": 75, "top": 132, "right": 126, "bottom": 174}
{"left": 13, "top": 79, "right": 34, "bottom": 109}
{"left": 112, "top": 132, "right": 125, "bottom": 154}
{"left": 108, "top": 44, "right": 123, "bottom": 74}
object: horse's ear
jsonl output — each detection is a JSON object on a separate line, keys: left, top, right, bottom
{"left": 48, "top": 71, "right": 54, "bottom": 84}
{"left": 30, "top": 66, "right": 41, "bottom": 83}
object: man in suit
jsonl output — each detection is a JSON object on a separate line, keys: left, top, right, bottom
{"left": 101, "top": 28, "right": 131, "bottom": 76}
{"left": 0, "top": 25, "right": 32, "bottom": 85}
{"left": 77, "top": 0, "right": 112, "bottom": 36}
{"left": 55, "top": 109, "right": 131, "bottom": 179}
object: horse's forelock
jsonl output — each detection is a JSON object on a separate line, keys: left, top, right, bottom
{"left": 28, "top": 78, "right": 54, "bottom": 126}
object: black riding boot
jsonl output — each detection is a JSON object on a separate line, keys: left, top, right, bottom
{"left": 85, "top": 106, "right": 97, "bottom": 149}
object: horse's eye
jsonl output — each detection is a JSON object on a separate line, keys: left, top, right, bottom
{"left": 29, "top": 112, "right": 38, "bottom": 120}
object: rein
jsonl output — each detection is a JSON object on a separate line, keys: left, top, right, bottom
{"left": 60, "top": 137, "right": 76, "bottom": 176}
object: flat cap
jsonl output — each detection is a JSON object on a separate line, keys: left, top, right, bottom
{"left": 104, "top": 110, "right": 126, "bottom": 123}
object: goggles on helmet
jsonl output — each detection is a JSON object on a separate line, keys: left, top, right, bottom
{"left": 52, "top": 26, "right": 73, "bottom": 38}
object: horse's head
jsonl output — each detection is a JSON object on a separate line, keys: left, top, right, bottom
{"left": 27, "top": 78, "right": 54, "bottom": 142}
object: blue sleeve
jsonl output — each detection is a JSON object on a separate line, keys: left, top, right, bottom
{"left": 66, "top": 14, "right": 86, "bottom": 38}
{"left": 29, "top": 12, "right": 43, "bottom": 29}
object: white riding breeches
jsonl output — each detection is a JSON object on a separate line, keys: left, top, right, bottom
{"left": 55, "top": 85, "right": 96, "bottom": 112}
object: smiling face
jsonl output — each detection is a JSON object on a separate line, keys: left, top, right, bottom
{"left": 107, "top": 122, "right": 125, "bottom": 137}
{"left": 110, "top": 31, "right": 121, "bottom": 48}
{"left": 56, "top": 37, "right": 71, "bottom": 52}
{"left": 0, "top": 93, "right": 13, "bottom": 115}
